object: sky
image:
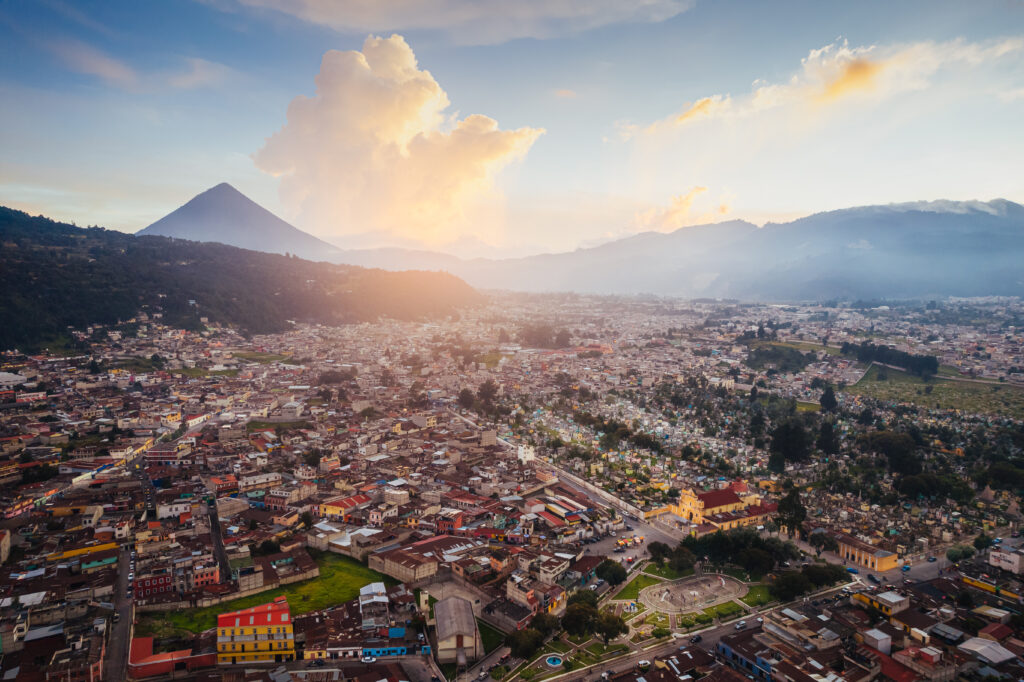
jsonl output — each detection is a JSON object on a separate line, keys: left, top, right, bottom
{"left": 1, "top": 0, "right": 1023, "bottom": 257}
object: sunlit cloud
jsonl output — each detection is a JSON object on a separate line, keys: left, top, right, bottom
{"left": 254, "top": 34, "right": 544, "bottom": 246}
{"left": 675, "top": 96, "right": 728, "bottom": 124}
{"left": 632, "top": 186, "right": 734, "bottom": 232}
{"left": 633, "top": 36, "right": 1024, "bottom": 134}
{"left": 233, "top": 0, "right": 694, "bottom": 45}
{"left": 554, "top": 88, "right": 577, "bottom": 98}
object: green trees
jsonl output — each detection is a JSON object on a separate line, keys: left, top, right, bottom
{"left": 595, "top": 612, "right": 628, "bottom": 643}
{"left": 530, "top": 612, "right": 560, "bottom": 637}
{"left": 973, "top": 533, "right": 993, "bottom": 551}
{"left": 458, "top": 388, "right": 476, "bottom": 409}
{"left": 561, "top": 603, "right": 598, "bottom": 636}
{"left": 819, "top": 386, "right": 838, "bottom": 412}
{"left": 769, "top": 419, "right": 811, "bottom": 473}
{"left": 647, "top": 542, "right": 695, "bottom": 573}
{"left": 478, "top": 379, "right": 499, "bottom": 405}
{"left": 770, "top": 572, "right": 813, "bottom": 601}
{"left": 596, "top": 559, "right": 627, "bottom": 586}
{"left": 946, "top": 545, "right": 975, "bottom": 562}
{"left": 775, "top": 489, "right": 807, "bottom": 538}
{"left": 864, "top": 431, "right": 921, "bottom": 476}
{"left": 507, "top": 628, "right": 544, "bottom": 659}
{"left": 808, "top": 532, "right": 839, "bottom": 557}
{"left": 817, "top": 420, "right": 839, "bottom": 455}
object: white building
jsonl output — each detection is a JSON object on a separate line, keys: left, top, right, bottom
{"left": 518, "top": 444, "right": 535, "bottom": 463}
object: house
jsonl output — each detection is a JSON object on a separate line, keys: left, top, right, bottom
{"left": 434, "top": 596, "right": 483, "bottom": 665}
{"left": 216, "top": 596, "right": 295, "bottom": 665}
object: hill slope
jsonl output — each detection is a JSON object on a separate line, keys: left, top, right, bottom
{"left": 0, "top": 207, "right": 482, "bottom": 351}
{"left": 138, "top": 183, "right": 343, "bottom": 262}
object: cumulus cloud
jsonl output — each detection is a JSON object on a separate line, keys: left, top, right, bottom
{"left": 633, "top": 186, "right": 732, "bottom": 232}
{"left": 254, "top": 34, "right": 544, "bottom": 246}
{"left": 637, "top": 36, "right": 1024, "bottom": 133}
{"left": 236, "top": 0, "right": 694, "bottom": 44}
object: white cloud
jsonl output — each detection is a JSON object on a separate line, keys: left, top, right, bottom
{"left": 168, "top": 57, "right": 234, "bottom": 89}
{"left": 50, "top": 39, "right": 138, "bottom": 87}
{"left": 632, "top": 186, "right": 731, "bottom": 232}
{"left": 235, "top": 0, "right": 694, "bottom": 44}
{"left": 254, "top": 34, "right": 544, "bottom": 246}
{"left": 634, "top": 36, "right": 1024, "bottom": 134}
{"left": 47, "top": 39, "right": 232, "bottom": 91}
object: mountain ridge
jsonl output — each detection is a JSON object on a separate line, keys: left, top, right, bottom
{"left": 139, "top": 183, "right": 1024, "bottom": 299}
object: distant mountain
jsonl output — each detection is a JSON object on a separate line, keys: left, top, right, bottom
{"left": 138, "top": 183, "right": 343, "bottom": 262}
{"left": 336, "top": 200, "right": 1024, "bottom": 300}
{"left": 138, "top": 184, "right": 1024, "bottom": 300}
{"left": 0, "top": 206, "right": 481, "bottom": 351}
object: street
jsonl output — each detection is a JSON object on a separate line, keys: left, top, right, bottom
{"left": 103, "top": 546, "right": 133, "bottom": 682}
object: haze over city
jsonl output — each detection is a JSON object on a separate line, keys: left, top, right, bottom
{"left": 3, "top": 4, "right": 1024, "bottom": 682}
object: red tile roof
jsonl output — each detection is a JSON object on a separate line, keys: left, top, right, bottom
{"left": 217, "top": 595, "right": 291, "bottom": 628}
{"left": 697, "top": 488, "right": 742, "bottom": 510}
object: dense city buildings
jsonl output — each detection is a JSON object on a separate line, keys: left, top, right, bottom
{"left": 0, "top": 295, "right": 1023, "bottom": 681}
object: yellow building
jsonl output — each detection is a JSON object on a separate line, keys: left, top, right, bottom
{"left": 217, "top": 596, "right": 295, "bottom": 665}
{"left": 670, "top": 482, "right": 760, "bottom": 524}
{"left": 835, "top": 532, "right": 899, "bottom": 572}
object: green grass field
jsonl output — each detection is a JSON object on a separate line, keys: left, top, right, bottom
{"left": 145, "top": 553, "right": 387, "bottom": 633}
{"left": 796, "top": 401, "right": 821, "bottom": 413}
{"left": 478, "top": 619, "right": 506, "bottom": 653}
{"left": 643, "top": 563, "right": 694, "bottom": 580}
{"left": 643, "top": 611, "right": 670, "bottom": 627}
{"left": 612, "top": 573, "right": 663, "bottom": 601}
{"left": 846, "top": 364, "right": 1024, "bottom": 418}
{"left": 703, "top": 600, "right": 743, "bottom": 619}
{"left": 769, "top": 341, "right": 841, "bottom": 356}
{"left": 741, "top": 584, "right": 773, "bottom": 607}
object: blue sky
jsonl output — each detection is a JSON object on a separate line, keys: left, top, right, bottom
{"left": 1, "top": 0, "right": 1022, "bottom": 255}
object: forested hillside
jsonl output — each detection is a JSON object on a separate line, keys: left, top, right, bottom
{"left": 0, "top": 207, "right": 482, "bottom": 350}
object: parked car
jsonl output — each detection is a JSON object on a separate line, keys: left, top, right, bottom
{"left": 867, "top": 574, "right": 880, "bottom": 584}
{"left": 846, "top": 567, "right": 859, "bottom": 574}
{"left": 690, "top": 635, "right": 702, "bottom": 644}
{"left": 735, "top": 621, "right": 747, "bottom": 630}
{"left": 361, "top": 656, "right": 377, "bottom": 663}
{"left": 901, "top": 565, "right": 911, "bottom": 572}
{"left": 927, "top": 556, "right": 937, "bottom": 562}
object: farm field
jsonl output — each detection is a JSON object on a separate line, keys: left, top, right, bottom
{"left": 845, "top": 364, "right": 1024, "bottom": 418}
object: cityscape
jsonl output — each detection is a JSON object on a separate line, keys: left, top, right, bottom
{"left": 2, "top": 2, "right": 1024, "bottom": 682}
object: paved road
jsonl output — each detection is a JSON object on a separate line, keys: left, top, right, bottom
{"left": 104, "top": 546, "right": 133, "bottom": 682}
{"left": 208, "top": 500, "right": 233, "bottom": 580}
